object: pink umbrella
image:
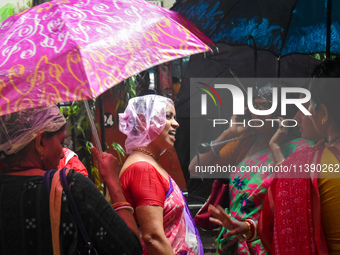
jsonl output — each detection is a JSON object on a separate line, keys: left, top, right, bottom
{"left": 0, "top": 0, "right": 214, "bottom": 117}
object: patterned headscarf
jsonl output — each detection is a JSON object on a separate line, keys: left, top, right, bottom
{"left": 0, "top": 105, "right": 66, "bottom": 155}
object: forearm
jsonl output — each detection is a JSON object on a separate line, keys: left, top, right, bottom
{"left": 269, "top": 142, "right": 285, "bottom": 164}
{"left": 189, "top": 129, "right": 237, "bottom": 174}
{"left": 90, "top": 149, "right": 140, "bottom": 239}
{"left": 116, "top": 210, "right": 139, "bottom": 237}
{"left": 105, "top": 177, "right": 126, "bottom": 202}
{"left": 213, "top": 129, "right": 238, "bottom": 151}
{"left": 143, "top": 235, "right": 174, "bottom": 255}
{"left": 106, "top": 178, "right": 139, "bottom": 237}
{"left": 137, "top": 206, "right": 174, "bottom": 255}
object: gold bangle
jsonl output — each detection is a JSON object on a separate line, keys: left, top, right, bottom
{"left": 238, "top": 221, "right": 252, "bottom": 241}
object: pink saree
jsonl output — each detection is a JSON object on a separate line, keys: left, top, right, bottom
{"left": 141, "top": 176, "right": 203, "bottom": 255}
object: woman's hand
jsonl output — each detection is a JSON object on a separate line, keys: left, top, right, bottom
{"left": 228, "top": 114, "right": 250, "bottom": 137}
{"left": 208, "top": 204, "right": 249, "bottom": 238}
{"left": 91, "top": 147, "right": 140, "bottom": 237}
{"left": 269, "top": 117, "right": 289, "bottom": 147}
{"left": 189, "top": 113, "right": 249, "bottom": 175}
{"left": 91, "top": 147, "right": 122, "bottom": 201}
{"left": 91, "top": 147, "right": 121, "bottom": 181}
{"left": 269, "top": 117, "right": 288, "bottom": 164}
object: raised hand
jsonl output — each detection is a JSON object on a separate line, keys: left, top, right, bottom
{"left": 269, "top": 117, "right": 289, "bottom": 146}
{"left": 228, "top": 114, "right": 250, "bottom": 137}
{"left": 91, "top": 147, "right": 121, "bottom": 181}
{"left": 208, "top": 204, "right": 249, "bottom": 238}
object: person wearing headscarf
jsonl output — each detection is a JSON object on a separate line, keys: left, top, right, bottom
{"left": 0, "top": 104, "right": 142, "bottom": 255}
{"left": 189, "top": 81, "right": 313, "bottom": 255}
{"left": 119, "top": 94, "right": 203, "bottom": 255}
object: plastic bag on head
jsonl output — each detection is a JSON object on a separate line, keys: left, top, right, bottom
{"left": 0, "top": 104, "right": 66, "bottom": 155}
{"left": 119, "top": 95, "right": 173, "bottom": 154}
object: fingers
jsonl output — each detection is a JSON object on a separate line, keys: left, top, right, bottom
{"left": 91, "top": 147, "right": 117, "bottom": 164}
{"left": 208, "top": 204, "right": 222, "bottom": 217}
{"left": 276, "top": 117, "right": 284, "bottom": 128}
{"left": 91, "top": 147, "right": 120, "bottom": 173}
{"left": 208, "top": 204, "right": 233, "bottom": 229}
{"left": 208, "top": 217, "right": 223, "bottom": 227}
{"left": 91, "top": 147, "right": 100, "bottom": 160}
{"left": 209, "top": 205, "right": 250, "bottom": 238}
{"left": 276, "top": 117, "right": 288, "bottom": 132}
{"left": 215, "top": 204, "right": 228, "bottom": 214}
{"left": 223, "top": 229, "right": 239, "bottom": 238}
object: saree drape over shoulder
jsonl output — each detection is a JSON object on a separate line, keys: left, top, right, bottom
{"left": 120, "top": 161, "right": 203, "bottom": 255}
{"left": 215, "top": 138, "right": 313, "bottom": 255}
{"left": 259, "top": 145, "right": 340, "bottom": 255}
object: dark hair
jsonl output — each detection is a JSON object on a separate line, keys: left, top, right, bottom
{"left": 310, "top": 58, "right": 340, "bottom": 129}
{"left": 312, "top": 58, "right": 340, "bottom": 78}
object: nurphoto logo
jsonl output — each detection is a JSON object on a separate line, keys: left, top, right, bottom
{"left": 196, "top": 80, "right": 311, "bottom": 128}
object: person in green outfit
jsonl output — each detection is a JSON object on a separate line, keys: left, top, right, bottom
{"left": 190, "top": 82, "right": 313, "bottom": 255}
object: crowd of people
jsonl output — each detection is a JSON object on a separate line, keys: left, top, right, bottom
{"left": 0, "top": 57, "right": 339, "bottom": 255}
{"left": 206, "top": 57, "right": 340, "bottom": 255}
{"left": 190, "top": 82, "right": 314, "bottom": 254}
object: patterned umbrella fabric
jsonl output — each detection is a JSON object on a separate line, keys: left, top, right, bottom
{"left": 0, "top": 0, "right": 213, "bottom": 116}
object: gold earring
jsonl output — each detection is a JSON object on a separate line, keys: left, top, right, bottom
{"left": 322, "top": 119, "right": 326, "bottom": 125}
{"left": 40, "top": 149, "right": 44, "bottom": 160}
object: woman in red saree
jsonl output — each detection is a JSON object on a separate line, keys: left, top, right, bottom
{"left": 119, "top": 95, "right": 203, "bottom": 255}
{"left": 259, "top": 58, "right": 340, "bottom": 254}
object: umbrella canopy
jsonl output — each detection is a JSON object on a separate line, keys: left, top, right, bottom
{"left": 171, "top": 0, "right": 340, "bottom": 56}
{"left": 0, "top": 0, "right": 213, "bottom": 116}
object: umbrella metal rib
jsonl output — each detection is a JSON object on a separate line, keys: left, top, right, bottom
{"left": 84, "top": 100, "right": 103, "bottom": 154}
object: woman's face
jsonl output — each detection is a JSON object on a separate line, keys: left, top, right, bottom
{"left": 308, "top": 100, "right": 326, "bottom": 137}
{"left": 42, "top": 130, "right": 66, "bottom": 170}
{"left": 153, "top": 103, "right": 179, "bottom": 151}
{"left": 251, "top": 97, "right": 273, "bottom": 133}
{"left": 294, "top": 94, "right": 323, "bottom": 142}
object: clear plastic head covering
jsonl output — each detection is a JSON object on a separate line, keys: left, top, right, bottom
{"left": 254, "top": 84, "right": 274, "bottom": 103}
{"left": 254, "top": 79, "right": 284, "bottom": 104}
{"left": 119, "top": 95, "right": 174, "bottom": 154}
{"left": 0, "top": 105, "right": 66, "bottom": 155}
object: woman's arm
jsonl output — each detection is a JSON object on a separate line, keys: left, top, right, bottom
{"left": 136, "top": 205, "right": 175, "bottom": 255}
{"left": 189, "top": 115, "right": 249, "bottom": 175}
{"left": 269, "top": 118, "right": 288, "bottom": 164}
{"left": 91, "top": 147, "right": 139, "bottom": 237}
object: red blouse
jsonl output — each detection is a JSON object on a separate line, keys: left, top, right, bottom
{"left": 120, "top": 161, "right": 170, "bottom": 209}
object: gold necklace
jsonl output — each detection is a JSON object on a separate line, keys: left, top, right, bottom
{"left": 132, "top": 148, "right": 159, "bottom": 161}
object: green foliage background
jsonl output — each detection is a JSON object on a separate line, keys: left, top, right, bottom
{"left": 60, "top": 77, "right": 136, "bottom": 191}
